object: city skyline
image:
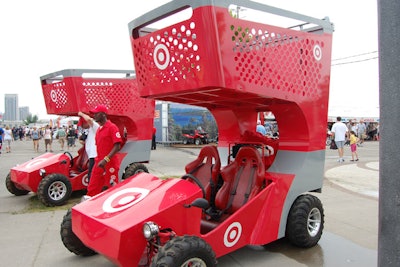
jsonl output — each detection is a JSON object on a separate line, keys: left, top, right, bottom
{"left": 1, "top": 94, "right": 31, "bottom": 123}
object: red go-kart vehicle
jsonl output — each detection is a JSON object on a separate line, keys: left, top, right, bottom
{"left": 6, "top": 147, "right": 90, "bottom": 206}
{"left": 61, "top": 1, "right": 333, "bottom": 266}
{"left": 5, "top": 69, "right": 154, "bottom": 206}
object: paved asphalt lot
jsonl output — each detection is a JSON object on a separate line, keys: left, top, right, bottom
{"left": 0, "top": 139, "right": 379, "bottom": 266}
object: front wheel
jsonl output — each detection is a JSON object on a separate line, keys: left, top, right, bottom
{"left": 38, "top": 173, "right": 72, "bottom": 206}
{"left": 286, "top": 194, "right": 324, "bottom": 248}
{"left": 122, "top": 163, "right": 149, "bottom": 180}
{"left": 60, "top": 209, "right": 97, "bottom": 256}
{"left": 150, "top": 235, "right": 217, "bottom": 267}
{"left": 194, "top": 138, "right": 201, "bottom": 145}
{"left": 5, "top": 172, "right": 30, "bottom": 196}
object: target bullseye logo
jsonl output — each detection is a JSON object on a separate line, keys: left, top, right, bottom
{"left": 82, "top": 174, "right": 89, "bottom": 186}
{"left": 50, "top": 90, "right": 58, "bottom": 103}
{"left": 102, "top": 187, "right": 149, "bottom": 213}
{"left": 26, "top": 158, "right": 47, "bottom": 168}
{"left": 153, "top": 43, "right": 170, "bottom": 70}
{"left": 224, "top": 222, "right": 242, "bottom": 247}
{"left": 313, "top": 44, "right": 322, "bottom": 61}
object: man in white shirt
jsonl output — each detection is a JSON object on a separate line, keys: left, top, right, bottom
{"left": 78, "top": 111, "right": 100, "bottom": 180}
{"left": 331, "top": 116, "right": 348, "bottom": 162}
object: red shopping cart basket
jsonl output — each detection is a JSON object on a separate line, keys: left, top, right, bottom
{"left": 40, "top": 69, "right": 155, "bottom": 140}
{"left": 129, "top": 0, "right": 333, "bottom": 150}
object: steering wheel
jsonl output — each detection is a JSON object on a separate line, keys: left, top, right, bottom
{"left": 181, "top": 173, "right": 206, "bottom": 198}
{"left": 63, "top": 151, "right": 74, "bottom": 168}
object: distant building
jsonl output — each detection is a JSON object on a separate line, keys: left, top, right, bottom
{"left": 19, "top": 106, "right": 30, "bottom": 122}
{"left": 4, "top": 94, "right": 18, "bottom": 121}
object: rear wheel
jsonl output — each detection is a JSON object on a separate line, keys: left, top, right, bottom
{"left": 60, "top": 209, "right": 96, "bottom": 256}
{"left": 183, "top": 138, "right": 188, "bottom": 145}
{"left": 150, "top": 235, "right": 217, "bottom": 267}
{"left": 38, "top": 173, "right": 72, "bottom": 206}
{"left": 5, "top": 172, "right": 30, "bottom": 196}
{"left": 122, "top": 163, "right": 149, "bottom": 180}
{"left": 286, "top": 194, "right": 324, "bottom": 248}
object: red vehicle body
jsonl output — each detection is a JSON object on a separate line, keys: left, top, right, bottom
{"left": 62, "top": 1, "right": 334, "bottom": 266}
{"left": 182, "top": 128, "right": 209, "bottom": 145}
{"left": 6, "top": 69, "right": 155, "bottom": 206}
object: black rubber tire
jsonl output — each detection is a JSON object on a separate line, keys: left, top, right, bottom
{"left": 37, "top": 173, "right": 72, "bottom": 206}
{"left": 195, "top": 138, "right": 201, "bottom": 146}
{"left": 5, "top": 172, "right": 30, "bottom": 196}
{"left": 150, "top": 235, "right": 217, "bottom": 267}
{"left": 286, "top": 194, "right": 324, "bottom": 248}
{"left": 122, "top": 163, "right": 149, "bottom": 180}
{"left": 63, "top": 151, "right": 74, "bottom": 167}
{"left": 183, "top": 138, "right": 188, "bottom": 145}
{"left": 60, "top": 209, "right": 97, "bottom": 256}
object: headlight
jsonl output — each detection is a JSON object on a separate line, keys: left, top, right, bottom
{"left": 143, "top": 222, "right": 159, "bottom": 240}
{"left": 39, "top": 169, "right": 46, "bottom": 177}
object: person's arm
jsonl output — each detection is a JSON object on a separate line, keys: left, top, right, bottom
{"left": 98, "top": 143, "right": 121, "bottom": 168}
{"left": 78, "top": 111, "right": 94, "bottom": 127}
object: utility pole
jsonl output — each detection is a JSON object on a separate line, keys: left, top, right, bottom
{"left": 378, "top": 0, "right": 400, "bottom": 266}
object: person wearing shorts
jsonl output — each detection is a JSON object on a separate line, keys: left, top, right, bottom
{"left": 43, "top": 125, "right": 53, "bottom": 152}
{"left": 331, "top": 116, "right": 348, "bottom": 163}
{"left": 349, "top": 131, "right": 359, "bottom": 161}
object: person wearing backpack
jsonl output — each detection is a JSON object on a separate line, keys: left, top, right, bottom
{"left": 31, "top": 126, "right": 40, "bottom": 152}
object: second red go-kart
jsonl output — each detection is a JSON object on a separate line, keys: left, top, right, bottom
{"left": 5, "top": 69, "right": 154, "bottom": 206}
{"left": 60, "top": 1, "right": 333, "bottom": 266}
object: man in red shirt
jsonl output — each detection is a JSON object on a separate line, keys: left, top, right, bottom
{"left": 86, "top": 105, "right": 122, "bottom": 197}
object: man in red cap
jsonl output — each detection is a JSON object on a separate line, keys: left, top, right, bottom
{"left": 85, "top": 104, "right": 122, "bottom": 197}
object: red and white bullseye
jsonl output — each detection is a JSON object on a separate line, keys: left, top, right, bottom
{"left": 224, "top": 222, "right": 242, "bottom": 247}
{"left": 81, "top": 174, "right": 89, "bottom": 186}
{"left": 26, "top": 158, "right": 48, "bottom": 168}
{"left": 102, "top": 187, "right": 149, "bottom": 213}
{"left": 313, "top": 44, "right": 322, "bottom": 61}
{"left": 153, "top": 43, "right": 170, "bottom": 70}
{"left": 50, "top": 90, "right": 58, "bottom": 102}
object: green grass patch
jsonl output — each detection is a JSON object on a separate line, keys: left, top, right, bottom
{"left": 13, "top": 192, "right": 84, "bottom": 214}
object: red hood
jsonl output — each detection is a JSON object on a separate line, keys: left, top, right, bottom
{"left": 72, "top": 172, "right": 203, "bottom": 266}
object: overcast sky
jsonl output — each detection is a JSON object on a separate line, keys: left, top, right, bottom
{"left": 0, "top": 0, "right": 378, "bottom": 119}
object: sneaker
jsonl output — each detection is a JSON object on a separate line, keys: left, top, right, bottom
{"left": 356, "top": 159, "right": 359, "bottom": 161}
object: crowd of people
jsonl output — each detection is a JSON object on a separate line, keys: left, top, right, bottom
{"left": 0, "top": 105, "right": 123, "bottom": 200}
{"left": 0, "top": 124, "right": 81, "bottom": 154}
{"left": 255, "top": 119, "right": 279, "bottom": 137}
{"left": 329, "top": 116, "right": 379, "bottom": 163}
